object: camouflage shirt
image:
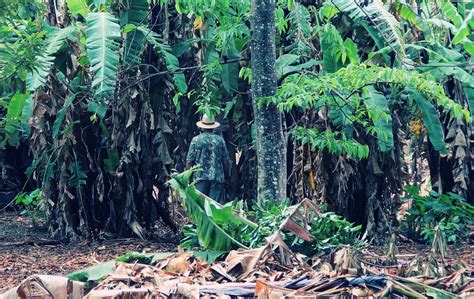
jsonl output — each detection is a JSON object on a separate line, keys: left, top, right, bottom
{"left": 186, "top": 132, "right": 230, "bottom": 183}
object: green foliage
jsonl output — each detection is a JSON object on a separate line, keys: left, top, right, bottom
{"left": 172, "top": 170, "right": 362, "bottom": 253}
{"left": 86, "top": 12, "right": 121, "bottom": 100}
{"left": 1, "top": 91, "right": 30, "bottom": 147}
{"left": 362, "top": 87, "right": 393, "bottom": 152}
{"left": 193, "top": 250, "right": 227, "bottom": 264}
{"left": 331, "top": 0, "right": 404, "bottom": 58}
{"left": 286, "top": 2, "right": 313, "bottom": 55}
{"left": 52, "top": 95, "right": 76, "bottom": 138}
{"left": 275, "top": 54, "right": 320, "bottom": 78}
{"left": 240, "top": 199, "right": 292, "bottom": 248}
{"left": 15, "top": 188, "right": 45, "bottom": 226}
{"left": 402, "top": 186, "right": 474, "bottom": 243}
{"left": 275, "top": 64, "right": 469, "bottom": 157}
{"left": 1, "top": 0, "right": 472, "bottom": 243}
{"left": 137, "top": 25, "right": 188, "bottom": 93}
{"left": 241, "top": 200, "right": 363, "bottom": 254}
{"left": 121, "top": 0, "right": 148, "bottom": 69}
{"left": 169, "top": 169, "right": 250, "bottom": 251}
{"left": 67, "top": 252, "right": 173, "bottom": 285}
{"left": 409, "top": 89, "right": 447, "bottom": 155}
{"left": 0, "top": 18, "right": 45, "bottom": 87}
{"left": 193, "top": 92, "right": 221, "bottom": 118}
{"left": 292, "top": 127, "right": 369, "bottom": 159}
{"left": 65, "top": 0, "right": 89, "bottom": 18}
{"left": 320, "top": 24, "right": 347, "bottom": 73}
{"left": 308, "top": 207, "right": 363, "bottom": 252}
{"left": 27, "top": 25, "right": 80, "bottom": 91}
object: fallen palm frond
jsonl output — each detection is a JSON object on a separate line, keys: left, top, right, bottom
{"left": 1, "top": 275, "right": 84, "bottom": 299}
{"left": 79, "top": 247, "right": 471, "bottom": 298}
{"left": 72, "top": 185, "right": 473, "bottom": 298}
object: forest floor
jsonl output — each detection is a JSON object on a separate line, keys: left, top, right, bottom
{"left": 0, "top": 211, "right": 180, "bottom": 292}
{"left": 0, "top": 210, "right": 473, "bottom": 294}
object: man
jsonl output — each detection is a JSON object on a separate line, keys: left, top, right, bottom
{"left": 186, "top": 114, "right": 231, "bottom": 203}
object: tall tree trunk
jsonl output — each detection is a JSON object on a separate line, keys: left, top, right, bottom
{"left": 251, "top": 0, "right": 286, "bottom": 202}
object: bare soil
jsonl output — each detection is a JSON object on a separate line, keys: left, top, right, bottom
{"left": 0, "top": 211, "right": 179, "bottom": 292}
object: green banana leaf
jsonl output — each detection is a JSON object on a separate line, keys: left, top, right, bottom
{"left": 67, "top": 252, "right": 173, "bottom": 285}
{"left": 410, "top": 89, "right": 447, "bottom": 155}
{"left": 362, "top": 87, "right": 394, "bottom": 152}
{"left": 86, "top": 12, "right": 121, "bottom": 99}
{"left": 169, "top": 170, "right": 250, "bottom": 251}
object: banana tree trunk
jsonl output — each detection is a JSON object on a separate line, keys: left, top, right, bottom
{"left": 251, "top": 0, "right": 287, "bottom": 202}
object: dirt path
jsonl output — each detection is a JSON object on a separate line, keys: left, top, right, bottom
{"left": 0, "top": 211, "right": 179, "bottom": 292}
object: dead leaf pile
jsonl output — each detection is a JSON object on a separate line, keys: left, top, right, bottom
{"left": 83, "top": 200, "right": 473, "bottom": 298}
{"left": 81, "top": 245, "right": 473, "bottom": 298}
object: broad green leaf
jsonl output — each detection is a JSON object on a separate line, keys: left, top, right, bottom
{"left": 20, "top": 93, "right": 33, "bottom": 137}
{"left": 284, "top": 60, "right": 320, "bottom": 75}
{"left": 92, "top": 0, "right": 108, "bottom": 9}
{"left": 276, "top": 54, "right": 320, "bottom": 77}
{"left": 86, "top": 12, "right": 121, "bottom": 99}
{"left": 463, "top": 40, "right": 474, "bottom": 57}
{"left": 441, "top": 1, "right": 462, "bottom": 27}
{"left": 103, "top": 149, "right": 119, "bottom": 173}
{"left": 173, "top": 73, "right": 188, "bottom": 94}
{"left": 332, "top": 0, "right": 404, "bottom": 59}
{"left": 425, "top": 64, "right": 474, "bottom": 88}
{"left": 319, "top": 3, "right": 338, "bottom": 21}
{"left": 221, "top": 38, "right": 239, "bottom": 94}
{"left": 27, "top": 25, "right": 80, "bottom": 92}
{"left": 65, "top": 0, "right": 89, "bottom": 18}
{"left": 169, "top": 170, "right": 250, "bottom": 251}
{"left": 343, "top": 38, "right": 360, "bottom": 64}
{"left": 425, "top": 18, "right": 457, "bottom": 31}
{"left": 432, "top": 43, "right": 465, "bottom": 61}
{"left": 452, "top": 9, "right": 474, "bottom": 45}
{"left": 67, "top": 252, "right": 173, "bottom": 283}
{"left": 122, "top": 0, "right": 149, "bottom": 69}
{"left": 395, "top": 3, "right": 427, "bottom": 31}
{"left": 4, "top": 92, "right": 29, "bottom": 146}
{"left": 410, "top": 89, "right": 447, "bottom": 155}
{"left": 286, "top": 3, "right": 312, "bottom": 54}
{"left": 321, "top": 24, "right": 344, "bottom": 73}
{"left": 87, "top": 100, "right": 108, "bottom": 119}
{"left": 362, "top": 87, "right": 393, "bottom": 152}
{"left": 276, "top": 54, "right": 300, "bottom": 76}
{"left": 223, "top": 98, "right": 236, "bottom": 118}
{"left": 464, "top": 87, "right": 474, "bottom": 117}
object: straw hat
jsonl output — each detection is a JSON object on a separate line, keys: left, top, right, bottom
{"left": 196, "top": 114, "right": 220, "bottom": 129}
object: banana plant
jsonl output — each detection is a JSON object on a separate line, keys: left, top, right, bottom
{"left": 330, "top": 0, "right": 404, "bottom": 60}
{"left": 169, "top": 168, "right": 255, "bottom": 251}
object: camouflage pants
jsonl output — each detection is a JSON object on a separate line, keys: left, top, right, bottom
{"left": 195, "top": 180, "right": 224, "bottom": 203}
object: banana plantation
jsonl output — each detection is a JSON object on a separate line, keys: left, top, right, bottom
{"left": 0, "top": 0, "right": 473, "bottom": 296}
